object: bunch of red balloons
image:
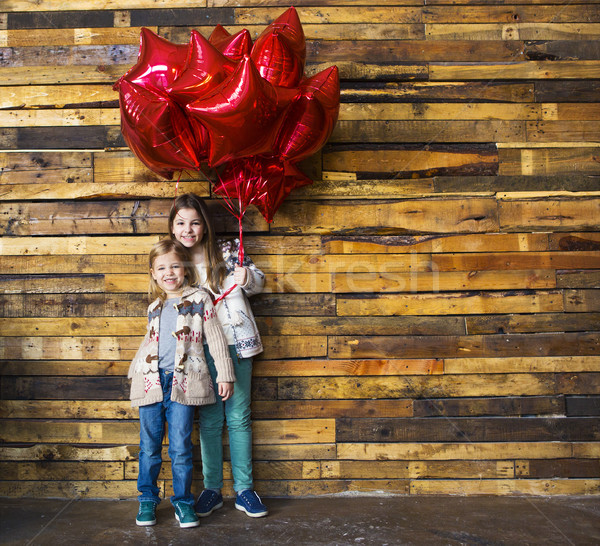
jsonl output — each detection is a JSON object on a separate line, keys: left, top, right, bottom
{"left": 114, "top": 7, "right": 339, "bottom": 224}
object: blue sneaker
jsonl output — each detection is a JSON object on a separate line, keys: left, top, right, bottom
{"left": 235, "top": 490, "right": 268, "bottom": 518}
{"left": 195, "top": 489, "right": 223, "bottom": 517}
{"left": 135, "top": 501, "right": 157, "bottom": 526}
{"left": 173, "top": 501, "right": 200, "bottom": 528}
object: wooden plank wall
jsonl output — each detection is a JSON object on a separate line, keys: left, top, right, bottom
{"left": 1, "top": 0, "right": 599, "bottom": 499}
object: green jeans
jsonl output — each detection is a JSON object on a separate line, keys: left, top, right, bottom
{"left": 201, "top": 345, "right": 253, "bottom": 492}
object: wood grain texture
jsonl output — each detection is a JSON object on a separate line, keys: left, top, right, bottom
{"left": 1, "top": 0, "right": 599, "bottom": 499}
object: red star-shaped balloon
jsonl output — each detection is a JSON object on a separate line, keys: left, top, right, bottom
{"left": 113, "top": 27, "right": 188, "bottom": 93}
{"left": 275, "top": 66, "right": 340, "bottom": 162}
{"left": 118, "top": 80, "right": 202, "bottom": 179}
{"left": 167, "top": 30, "right": 237, "bottom": 107}
{"left": 186, "top": 56, "right": 282, "bottom": 167}
{"left": 209, "top": 24, "right": 253, "bottom": 62}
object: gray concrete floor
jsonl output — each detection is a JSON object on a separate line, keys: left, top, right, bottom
{"left": 1, "top": 496, "right": 599, "bottom": 545}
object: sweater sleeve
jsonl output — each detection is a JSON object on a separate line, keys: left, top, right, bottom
{"left": 203, "top": 296, "right": 236, "bottom": 383}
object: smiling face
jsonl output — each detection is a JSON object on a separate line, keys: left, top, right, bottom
{"left": 171, "top": 207, "right": 205, "bottom": 249}
{"left": 151, "top": 250, "right": 186, "bottom": 298}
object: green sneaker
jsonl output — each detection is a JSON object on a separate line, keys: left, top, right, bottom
{"left": 174, "top": 501, "right": 200, "bottom": 528}
{"left": 136, "top": 501, "right": 157, "bottom": 526}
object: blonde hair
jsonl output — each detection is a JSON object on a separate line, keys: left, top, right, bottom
{"left": 148, "top": 238, "right": 199, "bottom": 302}
{"left": 169, "top": 193, "right": 226, "bottom": 293}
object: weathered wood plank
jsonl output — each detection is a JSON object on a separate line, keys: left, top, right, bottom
{"left": 527, "top": 121, "right": 600, "bottom": 142}
{"left": 0, "top": 444, "right": 136, "bottom": 462}
{"left": 339, "top": 103, "right": 541, "bottom": 121}
{"left": 0, "top": 182, "right": 212, "bottom": 201}
{"left": 278, "top": 373, "right": 600, "bottom": 401}
{"left": 0, "top": 461, "right": 124, "bottom": 480}
{"left": 0, "top": 481, "right": 140, "bottom": 499}
{"left": 443, "top": 356, "right": 600, "bottom": 374}
{"left": 166, "top": 23, "right": 425, "bottom": 42}
{"left": 565, "top": 289, "right": 600, "bottom": 313}
{"left": 0, "top": 360, "right": 129, "bottom": 377}
{"left": 542, "top": 104, "right": 600, "bottom": 121}
{"left": 423, "top": 5, "right": 600, "bottom": 24}
{"left": 331, "top": 120, "right": 526, "bottom": 143}
{"left": 270, "top": 198, "right": 500, "bottom": 235}
{"left": 413, "top": 396, "right": 565, "bottom": 417}
{"left": 236, "top": 6, "right": 422, "bottom": 24}
{"left": 336, "top": 442, "right": 579, "bottom": 461}
{"left": 0, "top": 317, "right": 145, "bottom": 337}
{"left": 566, "top": 396, "right": 600, "bottom": 417}
{"left": 432, "top": 251, "right": 600, "bottom": 271}
{"left": 307, "top": 39, "right": 526, "bottom": 62}
{"left": 255, "top": 253, "right": 435, "bottom": 273}
{"left": 0, "top": 108, "right": 116, "bottom": 130}
{"left": 498, "top": 196, "right": 600, "bottom": 231}
{"left": 0, "top": 200, "right": 266, "bottom": 236}
{"left": 426, "top": 24, "right": 600, "bottom": 41}
{"left": 336, "top": 417, "right": 600, "bottom": 442}
{"left": 1, "top": 84, "right": 116, "bottom": 108}
{"left": 341, "top": 82, "right": 534, "bottom": 103}
{"left": 255, "top": 316, "right": 465, "bottom": 336}
{"left": 466, "top": 313, "right": 600, "bottom": 334}
{"left": 328, "top": 333, "right": 600, "bottom": 359}
{"left": 0, "top": 27, "right": 145, "bottom": 47}
{"left": 252, "top": 400, "right": 413, "bottom": 419}
{"left": 524, "top": 40, "right": 600, "bottom": 62}
{"left": 322, "top": 146, "right": 499, "bottom": 178}
{"left": 498, "top": 147, "right": 600, "bottom": 176}
{"left": 549, "top": 233, "right": 600, "bottom": 251}
{"left": 557, "top": 270, "right": 600, "bottom": 289}
{"left": 0, "top": 152, "right": 93, "bottom": 185}
{"left": 331, "top": 269, "right": 555, "bottom": 292}
{"left": 253, "top": 294, "right": 337, "bottom": 316}
{"left": 535, "top": 80, "right": 600, "bottom": 102}
{"left": 336, "top": 291, "right": 564, "bottom": 316}
{"left": 410, "top": 478, "right": 600, "bottom": 496}
{"left": 0, "top": 255, "right": 149, "bottom": 275}
{"left": 430, "top": 61, "right": 600, "bottom": 80}
{"left": 0, "top": 274, "right": 106, "bottom": 294}
{"left": 322, "top": 233, "right": 549, "bottom": 254}
{"left": 290, "top": 178, "right": 435, "bottom": 199}
{"left": 0, "top": 66, "right": 124, "bottom": 86}
{"left": 253, "top": 358, "right": 443, "bottom": 377}
{"left": 515, "top": 458, "right": 600, "bottom": 478}
{"left": 322, "top": 460, "right": 514, "bottom": 479}
{"left": 2, "top": 1, "right": 204, "bottom": 11}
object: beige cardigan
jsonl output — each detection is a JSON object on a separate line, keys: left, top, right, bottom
{"left": 128, "top": 286, "right": 235, "bottom": 407}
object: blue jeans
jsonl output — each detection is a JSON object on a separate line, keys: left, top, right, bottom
{"left": 137, "top": 369, "right": 196, "bottom": 505}
{"left": 200, "top": 345, "right": 253, "bottom": 492}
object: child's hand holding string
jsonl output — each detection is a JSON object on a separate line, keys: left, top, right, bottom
{"left": 233, "top": 265, "right": 247, "bottom": 286}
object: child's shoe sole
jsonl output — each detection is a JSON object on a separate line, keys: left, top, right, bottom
{"left": 175, "top": 513, "right": 200, "bottom": 528}
{"left": 235, "top": 502, "right": 268, "bottom": 518}
{"left": 135, "top": 518, "right": 156, "bottom": 526}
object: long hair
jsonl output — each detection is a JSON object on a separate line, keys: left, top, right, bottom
{"left": 148, "top": 238, "right": 199, "bottom": 302}
{"left": 168, "top": 193, "right": 225, "bottom": 293}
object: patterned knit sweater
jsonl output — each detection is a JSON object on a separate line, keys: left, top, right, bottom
{"left": 128, "top": 286, "right": 235, "bottom": 407}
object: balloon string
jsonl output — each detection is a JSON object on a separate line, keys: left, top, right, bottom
{"left": 238, "top": 214, "right": 244, "bottom": 264}
{"left": 174, "top": 170, "right": 183, "bottom": 199}
{"left": 212, "top": 207, "right": 245, "bottom": 305}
